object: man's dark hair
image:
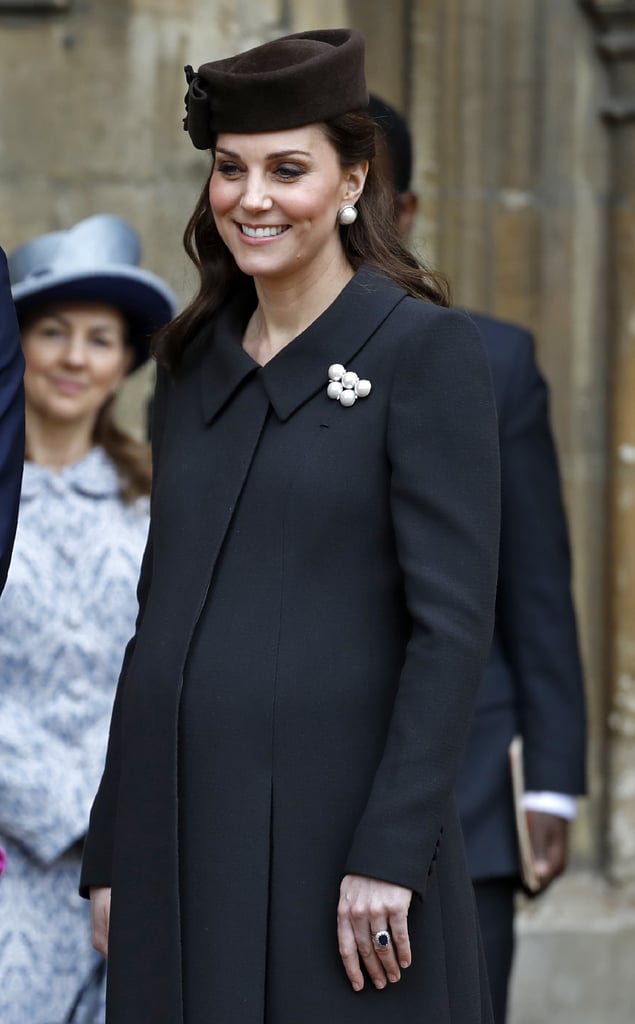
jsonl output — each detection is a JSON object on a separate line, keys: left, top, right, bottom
{"left": 368, "top": 94, "right": 413, "bottom": 195}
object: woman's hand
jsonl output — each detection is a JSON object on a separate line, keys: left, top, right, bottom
{"left": 90, "top": 885, "right": 112, "bottom": 959}
{"left": 337, "top": 874, "right": 412, "bottom": 991}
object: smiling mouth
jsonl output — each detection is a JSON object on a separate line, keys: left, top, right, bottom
{"left": 239, "top": 224, "right": 290, "bottom": 238}
{"left": 53, "top": 378, "right": 86, "bottom": 392}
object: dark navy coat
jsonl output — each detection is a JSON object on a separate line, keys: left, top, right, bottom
{"left": 0, "top": 248, "right": 24, "bottom": 595}
{"left": 82, "top": 266, "right": 500, "bottom": 1023}
{"left": 458, "top": 313, "right": 586, "bottom": 881}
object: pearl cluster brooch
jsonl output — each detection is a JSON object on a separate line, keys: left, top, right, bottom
{"left": 326, "top": 364, "right": 372, "bottom": 407}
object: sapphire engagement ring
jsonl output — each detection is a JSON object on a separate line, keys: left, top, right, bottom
{"left": 372, "top": 930, "right": 392, "bottom": 951}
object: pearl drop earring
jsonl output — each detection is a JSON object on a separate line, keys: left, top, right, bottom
{"left": 337, "top": 205, "right": 358, "bottom": 226}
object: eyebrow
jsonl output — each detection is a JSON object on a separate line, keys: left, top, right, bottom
{"left": 39, "top": 312, "right": 119, "bottom": 333}
{"left": 215, "top": 148, "right": 311, "bottom": 160}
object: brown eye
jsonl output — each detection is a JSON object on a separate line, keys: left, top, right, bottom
{"left": 217, "top": 161, "right": 242, "bottom": 177}
{"left": 37, "top": 324, "right": 65, "bottom": 340}
{"left": 276, "top": 164, "right": 304, "bottom": 180}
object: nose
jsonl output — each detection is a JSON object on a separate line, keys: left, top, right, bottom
{"left": 240, "top": 171, "right": 273, "bottom": 213}
{"left": 62, "top": 332, "right": 88, "bottom": 367}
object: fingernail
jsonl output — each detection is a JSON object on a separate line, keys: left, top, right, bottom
{"left": 388, "top": 973, "right": 400, "bottom": 983}
{"left": 400, "top": 960, "right": 410, "bottom": 969}
{"left": 353, "top": 983, "right": 362, "bottom": 992}
{"left": 376, "top": 981, "right": 386, "bottom": 990}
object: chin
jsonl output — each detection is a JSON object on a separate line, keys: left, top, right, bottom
{"left": 46, "top": 401, "right": 91, "bottom": 422}
{"left": 230, "top": 241, "right": 298, "bottom": 278}
{"left": 235, "top": 256, "right": 289, "bottom": 279}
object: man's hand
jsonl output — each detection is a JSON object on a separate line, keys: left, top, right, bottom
{"left": 526, "top": 811, "right": 569, "bottom": 890}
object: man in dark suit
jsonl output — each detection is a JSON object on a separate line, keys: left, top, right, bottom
{"left": 0, "top": 246, "right": 24, "bottom": 595}
{"left": 369, "top": 96, "right": 587, "bottom": 1023}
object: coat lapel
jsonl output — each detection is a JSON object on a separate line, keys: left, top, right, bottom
{"left": 261, "top": 264, "right": 406, "bottom": 421}
{"left": 198, "top": 283, "right": 259, "bottom": 424}
{"left": 151, "top": 305, "right": 268, "bottom": 672}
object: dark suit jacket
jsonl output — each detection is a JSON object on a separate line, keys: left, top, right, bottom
{"left": 457, "top": 312, "right": 586, "bottom": 881}
{"left": 82, "top": 266, "right": 500, "bottom": 1023}
{"left": 0, "top": 248, "right": 24, "bottom": 595}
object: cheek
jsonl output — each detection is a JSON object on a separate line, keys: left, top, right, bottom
{"left": 289, "top": 180, "right": 344, "bottom": 226}
{"left": 209, "top": 176, "right": 234, "bottom": 220}
{"left": 22, "top": 344, "right": 54, "bottom": 377}
{"left": 92, "top": 352, "right": 129, "bottom": 391}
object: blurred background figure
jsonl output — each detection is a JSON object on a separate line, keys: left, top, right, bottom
{"left": 0, "top": 246, "right": 25, "bottom": 595}
{"left": 369, "top": 95, "right": 587, "bottom": 1024}
{"left": 0, "top": 215, "right": 177, "bottom": 1024}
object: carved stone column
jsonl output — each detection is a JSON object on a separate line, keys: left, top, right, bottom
{"left": 582, "top": 0, "right": 635, "bottom": 886}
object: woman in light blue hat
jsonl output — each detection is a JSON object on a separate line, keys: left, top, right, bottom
{"left": 0, "top": 215, "right": 177, "bottom": 1024}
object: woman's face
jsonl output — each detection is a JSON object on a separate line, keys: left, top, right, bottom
{"left": 209, "top": 124, "right": 367, "bottom": 283}
{"left": 21, "top": 303, "right": 132, "bottom": 427}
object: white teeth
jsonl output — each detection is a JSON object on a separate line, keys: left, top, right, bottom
{"left": 240, "top": 224, "right": 287, "bottom": 238}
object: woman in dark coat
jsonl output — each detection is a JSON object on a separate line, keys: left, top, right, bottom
{"left": 81, "top": 28, "right": 500, "bottom": 1024}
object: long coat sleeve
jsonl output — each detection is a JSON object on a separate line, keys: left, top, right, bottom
{"left": 344, "top": 302, "right": 501, "bottom": 892}
{"left": 0, "top": 247, "right": 25, "bottom": 595}
{"left": 458, "top": 314, "right": 586, "bottom": 880}
{"left": 82, "top": 266, "right": 500, "bottom": 1024}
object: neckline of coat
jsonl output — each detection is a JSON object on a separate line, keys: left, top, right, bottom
{"left": 199, "top": 263, "right": 407, "bottom": 425}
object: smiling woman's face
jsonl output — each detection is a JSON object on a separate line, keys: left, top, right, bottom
{"left": 208, "top": 124, "right": 365, "bottom": 284}
{"left": 21, "top": 302, "right": 132, "bottom": 429}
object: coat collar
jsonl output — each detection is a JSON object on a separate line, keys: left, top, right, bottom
{"left": 200, "top": 264, "right": 406, "bottom": 424}
{"left": 199, "top": 282, "right": 259, "bottom": 424}
{"left": 21, "top": 446, "right": 121, "bottom": 500}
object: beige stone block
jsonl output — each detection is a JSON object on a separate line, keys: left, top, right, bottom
{"left": 490, "top": 203, "right": 538, "bottom": 328}
{"left": 509, "top": 872, "right": 635, "bottom": 1023}
{"left": 495, "top": 0, "right": 539, "bottom": 192}
{"left": 348, "top": 0, "right": 407, "bottom": 110}
{"left": 290, "top": 0, "right": 349, "bottom": 32}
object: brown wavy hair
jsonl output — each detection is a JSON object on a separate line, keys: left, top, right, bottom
{"left": 154, "top": 109, "right": 449, "bottom": 372}
{"left": 92, "top": 397, "right": 151, "bottom": 502}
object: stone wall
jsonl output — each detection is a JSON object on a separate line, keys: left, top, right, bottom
{"left": 0, "top": 0, "right": 292, "bottom": 428}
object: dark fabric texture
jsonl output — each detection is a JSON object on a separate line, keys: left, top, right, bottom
{"left": 473, "top": 879, "right": 517, "bottom": 1024}
{"left": 0, "top": 248, "right": 24, "bottom": 596}
{"left": 457, "top": 311, "right": 587, "bottom": 882}
{"left": 184, "top": 29, "right": 368, "bottom": 146}
{"left": 81, "top": 266, "right": 500, "bottom": 1023}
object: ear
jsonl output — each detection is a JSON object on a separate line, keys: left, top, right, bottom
{"left": 342, "top": 160, "right": 369, "bottom": 206}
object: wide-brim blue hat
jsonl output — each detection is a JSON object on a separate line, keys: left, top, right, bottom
{"left": 8, "top": 214, "right": 178, "bottom": 370}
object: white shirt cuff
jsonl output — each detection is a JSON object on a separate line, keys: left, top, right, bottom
{"left": 522, "top": 791, "right": 577, "bottom": 820}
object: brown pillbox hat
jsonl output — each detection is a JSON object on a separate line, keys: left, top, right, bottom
{"left": 183, "top": 28, "right": 368, "bottom": 149}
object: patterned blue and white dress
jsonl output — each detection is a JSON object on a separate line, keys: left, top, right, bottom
{"left": 0, "top": 447, "right": 149, "bottom": 1023}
